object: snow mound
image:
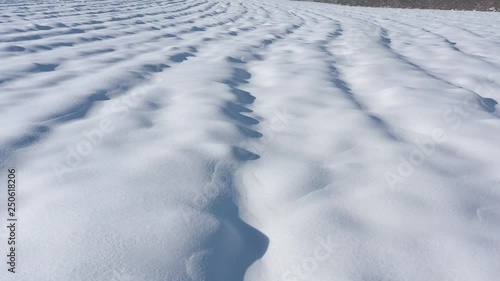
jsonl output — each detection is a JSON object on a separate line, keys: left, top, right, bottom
{"left": 1, "top": 0, "right": 499, "bottom": 281}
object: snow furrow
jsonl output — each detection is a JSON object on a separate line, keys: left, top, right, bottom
{"left": 1, "top": 1, "right": 500, "bottom": 281}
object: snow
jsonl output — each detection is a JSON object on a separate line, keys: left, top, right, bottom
{"left": 1, "top": 0, "right": 500, "bottom": 280}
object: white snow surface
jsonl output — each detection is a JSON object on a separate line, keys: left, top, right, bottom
{"left": 1, "top": 0, "right": 500, "bottom": 280}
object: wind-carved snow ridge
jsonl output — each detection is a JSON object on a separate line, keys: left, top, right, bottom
{"left": 1, "top": 0, "right": 500, "bottom": 281}
{"left": 184, "top": 51, "right": 270, "bottom": 281}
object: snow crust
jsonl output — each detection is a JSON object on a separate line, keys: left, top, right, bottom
{"left": 1, "top": 0, "right": 499, "bottom": 280}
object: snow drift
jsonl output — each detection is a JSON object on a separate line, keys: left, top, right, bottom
{"left": 1, "top": 0, "right": 500, "bottom": 280}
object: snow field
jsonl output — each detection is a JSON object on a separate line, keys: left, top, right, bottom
{"left": 0, "top": 0, "right": 499, "bottom": 280}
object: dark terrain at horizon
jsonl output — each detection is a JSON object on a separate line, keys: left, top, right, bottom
{"left": 296, "top": 0, "right": 499, "bottom": 11}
